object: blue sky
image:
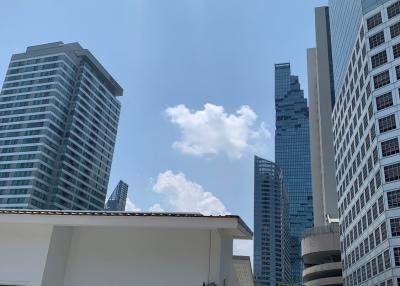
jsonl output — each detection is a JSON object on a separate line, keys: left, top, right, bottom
{"left": 0, "top": 0, "right": 327, "bottom": 255}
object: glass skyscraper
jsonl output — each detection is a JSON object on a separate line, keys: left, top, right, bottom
{"left": 105, "top": 180, "right": 129, "bottom": 211}
{"left": 0, "top": 42, "right": 122, "bottom": 210}
{"left": 275, "top": 63, "right": 313, "bottom": 284}
{"left": 254, "top": 156, "right": 291, "bottom": 286}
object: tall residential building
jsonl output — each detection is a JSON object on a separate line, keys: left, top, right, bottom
{"left": 253, "top": 156, "right": 290, "bottom": 286}
{"left": 330, "top": 1, "right": 400, "bottom": 286}
{"left": 0, "top": 42, "right": 122, "bottom": 210}
{"left": 275, "top": 63, "right": 313, "bottom": 283}
{"left": 301, "top": 7, "right": 342, "bottom": 286}
{"left": 105, "top": 180, "right": 128, "bottom": 211}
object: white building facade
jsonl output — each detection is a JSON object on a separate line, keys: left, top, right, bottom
{"left": 331, "top": 1, "right": 400, "bottom": 286}
{"left": 0, "top": 210, "right": 252, "bottom": 286}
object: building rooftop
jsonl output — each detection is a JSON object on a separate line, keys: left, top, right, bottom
{"left": 0, "top": 209, "right": 252, "bottom": 239}
{"left": 13, "top": 41, "right": 123, "bottom": 96}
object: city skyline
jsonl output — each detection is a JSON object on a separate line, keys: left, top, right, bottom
{"left": 0, "top": 0, "right": 327, "bottom": 257}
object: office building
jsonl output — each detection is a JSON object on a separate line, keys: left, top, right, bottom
{"left": 0, "top": 42, "right": 122, "bottom": 210}
{"left": 330, "top": 1, "right": 400, "bottom": 286}
{"left": 0, "top": 209, "right": 252, "bottom": 286}
{"left": 301, "top": 7, "right": 342, "bottom": 286}
{"left": 275, "top": 63, "right": 313, "bottom": 283}
{"left": 105, "top": 180, "right": 128, "bottom": 211}
{"left": 254, "top": 156, "right": 290, "bottom": 286}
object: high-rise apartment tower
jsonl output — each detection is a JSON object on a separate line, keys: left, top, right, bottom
{"left": 0, "top": 42, "right": 122, "bottom": 210}
{"left": 254, "top": 156, "right": 291, "bottom": 286}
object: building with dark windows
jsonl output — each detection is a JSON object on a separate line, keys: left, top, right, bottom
{"left": 329, "top": 1, "right": 400, "bottom": 286}
{"left": 275, "top": 63, "right": 313, "bottom": 284}
{"left": 105, "top": 180, "right": 129, "bottom": 211}
{"left": 253, "top": 156, "right": 291, "bottom": 286}
{"left": 0, "top": 42, "right": 122, "bottom": 210}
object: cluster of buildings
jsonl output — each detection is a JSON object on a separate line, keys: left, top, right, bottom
{"left": 0, "top": 43, "right": 253, "bottom": 285}
{"left": 255, "top": 1, "right": 400, "bottom": 286}
{"left": 2, "top": 0, "right": 400, "bottom": 285}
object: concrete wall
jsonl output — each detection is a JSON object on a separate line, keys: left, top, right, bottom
{"left": 0, "top": 223, "right": 53, "bottom": 286}
{"left": 62, "top": 227, "right": 232, "bottom": 286}
{"left": 0, "top": 217, "right": 243, "bottom": 286}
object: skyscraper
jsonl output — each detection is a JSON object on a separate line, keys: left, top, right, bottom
{"left": 330, "top": 1, "right": 400, "bottom": 286}
{"left": 105, "top": 180, "right": 129, "bottom": 211}
{"left": 307, "top": 6, "right": 338, "bottom": 226}
{"left": 0, "top": 42, "right": 122, "bottom": 210}
{"left": 300, "top": 6, "right": 342, "bottom": 286}
{"left": 275, "top": 63, "right": 313, "bottom": 283}
{"left": 254, "top": 156, "right": 290, "bottom": 286}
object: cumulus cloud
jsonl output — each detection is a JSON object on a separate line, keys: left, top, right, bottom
{"left": 152, "top": 170, "right": 229, "bottom": 216}
{"left": 148, "top": 203, "right": 164, "bottom": 212}
{"left": 165, "top": 103, "right": 270, "bottom": 159}
{"left": 125, "top": 197, "right": 142, "bottom": 212}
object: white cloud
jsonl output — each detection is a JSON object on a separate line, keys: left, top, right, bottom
{"left": 125, "top": 197, "right": 142, "bottom": 212}
{"left": 165, "top": 103, "right": 270, "bottom": 159}
{"left": 148, "top": 203, "right": 164, "bottom": 212}
{"left": 152, "top": 170, "right": 229, "bottom": 216}
{"left": 233, "top": 239, "right": 253, "bottom": 262}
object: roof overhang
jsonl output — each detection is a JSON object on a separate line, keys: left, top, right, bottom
{"left": 0, "top": 210, "right": 252, "bottom": 240}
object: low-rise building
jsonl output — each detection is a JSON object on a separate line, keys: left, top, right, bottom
{"left": 301, "top": 223, "right": 342, "bottom": 286}
{"left": 233, "top": 256, "right": 255, "bottom": 286}
{"left": 0, "top": 210, "right": 252, "bottom": 286}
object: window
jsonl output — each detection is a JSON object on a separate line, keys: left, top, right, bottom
{"left": 367, "top": 261, "right": 372, "bottom": 278}
{"left": 369, "top": 31, "right": 385, "bottom": 49}
{"left": 388, "top": 190, "right": 400, "bottom": 208}
{"left": 391, "top": 218, "right": 400, "bottom": 236}
{"left": 390, "top": 22, "right": 400, "bottom": 38}
{"left": 375, "top": 228, "right": 381, "bottom": 245}
{"left": 388, "top": 1, "right": 400, "bottom": 19}
{"left": 379, "top": 196, "right": 384, "bottom": 213}
{"left": 384, "top": 249, "right": 391, "bottom": 269}
{"left": 394, "top": 247, "right": 400, "bottom": 265}
{"left": 381, "top": 138, "right": 399, "bottom": 157}
{"left": 372, "top": 257, "right": 378, "bottom": 275}
{"left": 374, "top": 70, "right": 391, "bottom": 89}
{"left": 370, "top": 233, "right": 375, "bottom": 250}
{"left": 385, "top": 163, "right": 400, "bottom": 182}
{"left": 364, "top": 237, "right": 370, "bottom": 254}
{"left": 397, "top": 66, "right": 400, "bottom": 80}
{"left": 382, "top": 222, "right": 388, "bottom": 241}
{"left": 379, "top": 114, "right": 396, "bottom": 133}
{"left": 393, "top": 43, "right": 400, "bottom": 59}
{"left": 372, "top": 50, "right": 388, "bottom": 68}
{"left": 378, "top": 254, "right": 384, "bottom": 272}
{"left": 376, "top": 92, "right": 393, "bottom": 110}
{"left": 376, "top": 171, "right": 382, "bottom": 188}
{"left": 367, "top": 13, "right": 383, "bottom": 30}
{"left": 373, "top": 202, "right": 379, "bottom": 220}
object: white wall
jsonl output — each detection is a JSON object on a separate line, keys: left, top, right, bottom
{"left": 0, "top": 223, "right": 53, "bottom": 286}
{"left": 62, "top": 227, "right": 232, "bottom": 286}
